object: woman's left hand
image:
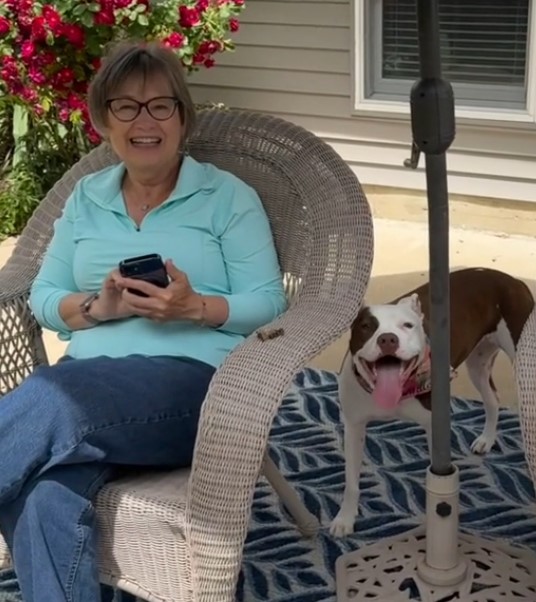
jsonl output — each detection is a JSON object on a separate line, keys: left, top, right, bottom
{"left": 118, "top": 259, "right": 203, "bottom": 322}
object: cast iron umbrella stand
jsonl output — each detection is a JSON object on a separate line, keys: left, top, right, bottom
{"left": 335, "top": 1, "right": 536, "bottom": 600}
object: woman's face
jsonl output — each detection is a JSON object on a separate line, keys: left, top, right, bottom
{"left": 104, "top": 72, "right": 184, "bottom": 175}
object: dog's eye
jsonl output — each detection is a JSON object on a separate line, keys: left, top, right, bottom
{"left": 403, "top": 322, "right": 414, "bottom": 329}
{"left": 359, "top": 321, "right": 370, "bottom": 330}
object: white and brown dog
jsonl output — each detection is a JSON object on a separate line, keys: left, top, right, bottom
{"left": 330, "top": 267, "right": 534, "bottom": 537}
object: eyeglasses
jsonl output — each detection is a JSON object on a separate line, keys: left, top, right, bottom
{"left": 106, "top": 96, "right": 181, "bottom": 122}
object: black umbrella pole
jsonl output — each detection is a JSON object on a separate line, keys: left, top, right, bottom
{"left": 411, "top": 0, "right": 456, "bottom": 477}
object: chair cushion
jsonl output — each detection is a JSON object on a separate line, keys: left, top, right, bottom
{"left": 95, "top": 467, "right": 192, "bottom": 601}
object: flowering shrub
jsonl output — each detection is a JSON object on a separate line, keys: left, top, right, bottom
{"left": 0, "top": 0, "right": 244, "bottom": 238}
{"left": 0, "top": 0, "right": 244, "bottom": 145}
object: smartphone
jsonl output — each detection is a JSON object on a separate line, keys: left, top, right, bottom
{"left": 118, "top": 253, "right": 169, "bottom": 297}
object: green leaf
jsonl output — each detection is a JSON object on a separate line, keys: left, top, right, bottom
{"left": 81, "top": 12, "right": 94, "bottom": 27}
{"left": 137, "top": 13, "right": 149, "bottom": 26}
{"left": 72, "top": 4, "right": 87, "bottom": 16}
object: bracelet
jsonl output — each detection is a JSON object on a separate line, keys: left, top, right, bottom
{"left": 80, "top": 292, "right": 101, "bottom": 326}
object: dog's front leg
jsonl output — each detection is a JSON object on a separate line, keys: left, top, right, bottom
{"left": 330, "top": 419, "right": 367, "bottom": 537}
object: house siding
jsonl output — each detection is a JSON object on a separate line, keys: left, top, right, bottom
{"left": 188, "top": 0, "right": 536, "bottom": 204}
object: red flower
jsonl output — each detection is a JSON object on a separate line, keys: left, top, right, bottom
{"left": 42, "top": 5, "right": 62, "bottom": 32}
{"left": 162, "top": 32, "right": 185, "bottom": 48}
{"left": 28, "top": 66, "right": 47, "bottom": 85}
{"left": 21, "top": 40, "right": 36, "bottom": 62}
{"left": 229, "top": 18, "right": 239, "bottom": 32}
{"left": 66, "top": 92, "right": 84, "bottom": 110}
{"left": 178, "top": 6, "right": 201, "bottom": 28}
{"left": 84, "top": 123, "right": 101, "bottom": 145}
{"left": 62, "top": 23, "right": 85, "bottom": 49}
{"left": 91, "top": 57, "right": 101, "bottom": 71}
{"left": 36, "top": 51, "right": 55, "bottom": 67}
{"left": 204, "top": 57, "right": 215, "bottom": 68}
{"left": 0, "top": 16, "right": 10, "bottom": 36}
{"left": 53, "top": 67, "right": 76, "bottom": 88}
{"left": 20, "top": 86, "right": 38, "bottom": 103}
{"left": 197, "top": 0, "right": 209, "bottom": 10}
{"left": 0, "top": 56, "right": 18, "bottom": 81}
{"left": 30, "top": 16, "right": 47, "bottom": 42}
{"left": 94, "top": 1, "right": 115, "bottom": 26}
{"left": 233, "top": 0, "right": 244, "bottom": 5}
{"left": 198, "top": 40, "right": 221, "bottom": 54}
{"left": 192, "top": 52, "right": 205, "bottom": 64}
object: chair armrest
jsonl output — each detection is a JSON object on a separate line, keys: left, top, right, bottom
{"left": 0, "top": 266, "right": 47, "bottom": 393}
{"left": 515, "top": 306, "right": 536, "bottom": 484}
{"left": 185, "top": 294, "right": 363, "bottom": 601}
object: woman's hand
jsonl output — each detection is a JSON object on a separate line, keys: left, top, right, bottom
{"left": 91, "top": 269, "right": 135, "bottom": 322}
{"left": 117, "top": 259, "right": 204, "bottom": 323}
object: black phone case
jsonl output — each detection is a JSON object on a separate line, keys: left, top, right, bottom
{"left": 119, "top": 255, "right": 168, "bottom": 297}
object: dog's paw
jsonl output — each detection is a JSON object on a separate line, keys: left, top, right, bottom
{"left": 471, "top": 433, "right": 495, "bottom": 454}
{"left": 329, "top": 512, "right": 356, "bottom": 537}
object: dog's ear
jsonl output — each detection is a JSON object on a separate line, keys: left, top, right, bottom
{"left": 351, "top": 304, "right": 369, "bottom": 328}
{"left": 397, "top": 293, "right": 423, "bottom": 318}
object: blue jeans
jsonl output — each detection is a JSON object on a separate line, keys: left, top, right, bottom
{"left": 0, "top": 354, "right": 215, "bottom": 602}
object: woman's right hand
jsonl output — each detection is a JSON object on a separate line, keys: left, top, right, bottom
{"left": 91, "top": 270, "right": 134, "bottom": 322}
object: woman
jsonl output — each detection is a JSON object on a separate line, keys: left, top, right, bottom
{"left": 0, "top": 40, "right": 287, "bottom": 601}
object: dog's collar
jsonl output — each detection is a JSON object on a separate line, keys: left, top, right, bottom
{"left": 351, "top": 345, "right": 456, "bottom": 402}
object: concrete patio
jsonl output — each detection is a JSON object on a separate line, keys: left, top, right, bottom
{"left": 1, "top": 216, "right": 534, "bottom": 408}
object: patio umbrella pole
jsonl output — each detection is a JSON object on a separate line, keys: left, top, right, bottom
{"left": 335, "top": 3, "right": 536, "bottom": 597}
{"left": 409, "top": 0, "right": 469, "bottom": 587}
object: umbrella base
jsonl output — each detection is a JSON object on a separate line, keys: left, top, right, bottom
{"left": 335, "top": 526, "right": 536, "bottom": 601}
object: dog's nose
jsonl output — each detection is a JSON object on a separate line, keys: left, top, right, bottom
{"left": 377, "top": 332, "right": 399, "bottom": 355}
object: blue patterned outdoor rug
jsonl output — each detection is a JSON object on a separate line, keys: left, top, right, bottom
{"left": 1, "top": 367, "right": 536, "bottom": 601}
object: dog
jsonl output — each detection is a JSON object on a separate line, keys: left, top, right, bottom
{"left": 330, "top": 267, "right": 534, "bottom": 537}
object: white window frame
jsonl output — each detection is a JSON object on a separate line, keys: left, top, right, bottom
{"left": 352, "top": 0, "right": 536, "bottom": 125}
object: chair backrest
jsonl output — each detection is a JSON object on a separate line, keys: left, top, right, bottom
{"left": 7, "top": 109, "right": 371, "bottom": 305}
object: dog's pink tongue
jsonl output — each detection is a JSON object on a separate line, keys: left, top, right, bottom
{"left": 372, "top": 364, "right": 403, "bottom": 409}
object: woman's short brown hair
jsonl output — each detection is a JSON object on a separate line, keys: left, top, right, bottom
{"left": 88, "top": 39, "right": 196, "bottom": 142}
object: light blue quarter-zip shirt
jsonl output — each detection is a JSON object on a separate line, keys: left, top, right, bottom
{"left": 29, "top": 155, "right": 288, "bottom": 368}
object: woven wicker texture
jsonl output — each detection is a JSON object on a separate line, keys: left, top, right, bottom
{"left": 515, "top": 307, "right": 536, "bottom": 490}
{"left": 0, "top": 109, "right": 374, "bottom": 601}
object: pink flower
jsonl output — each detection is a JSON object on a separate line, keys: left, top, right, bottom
{"left": 58, "top": 106, "right": 71, "bottom": 122}
{"left": 229, "top": 18, "right": 239, "bottom": 32}
{"left": 162, "top": 32, "right": 185, "bottom": 49}
{"left": 0, "top": 16, "right": 10, "bottom": 36}
{"left": 197, "top": 0, "right": 209, "bottom": 10}
{"left": 41, "top": 5, "right": 63, "bottom": 35}
{"left": 192, "top": 52, "right": 205, "bottom": 64}
{"left": 178, "top": 6, "right": 201, "bottom": 28}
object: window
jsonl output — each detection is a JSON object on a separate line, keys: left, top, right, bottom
{"left": 361, "top": 0, "right": 531, "bottom": 112}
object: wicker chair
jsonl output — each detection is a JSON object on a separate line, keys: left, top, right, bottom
{"left": 0, "top": 110, "right": 374, "bottom": 601}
